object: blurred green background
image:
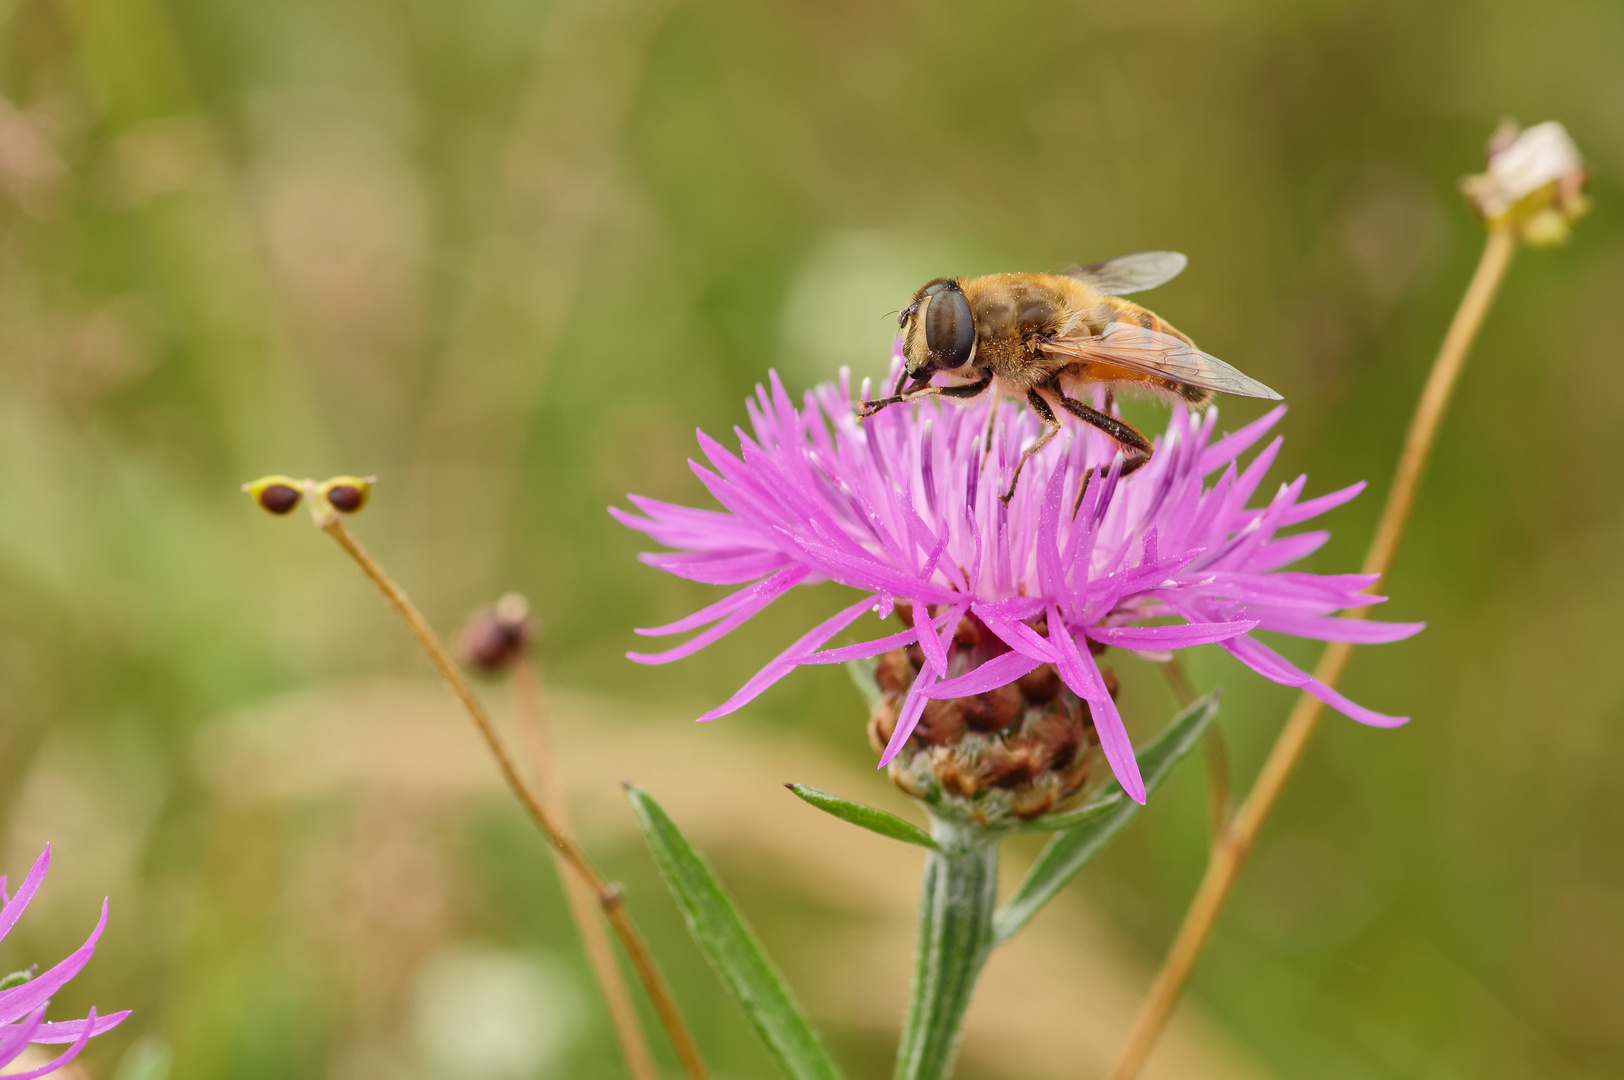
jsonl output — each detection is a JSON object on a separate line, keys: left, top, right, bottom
{"left": 1, "top": 0, "right": 1621, "bottom": 1076}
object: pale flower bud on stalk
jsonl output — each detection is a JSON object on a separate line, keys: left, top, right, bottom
{"left": 1461, "top": 119, "right": 1589, "bottom": 245}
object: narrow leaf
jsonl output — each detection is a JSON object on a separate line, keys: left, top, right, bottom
{"left": 845, "top": 656, "right": 883, "bottom": 708}
{"left": 785, "top": 784, "right": 941, "bottom": 851}
{"left": 625, "top": 786, "right": 844, "bottom": 1080}
{"left": 993, "top": 691, "right": 1221, "bottom": 944}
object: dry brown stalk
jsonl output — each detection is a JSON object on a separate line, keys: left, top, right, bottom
{"left": 512, "top": 659, "right": 661, "bottom": 1080}
{"left": 1109, "top": 225, "right": 1518, "bottom": 1080}
{"left": 317, "top": 512, "right": 710, "bottom": 1080}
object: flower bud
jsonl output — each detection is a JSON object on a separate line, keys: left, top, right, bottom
{"left": 242, "top": 475, "right": 305, "bottom": 515}
{"left": 455, "top": 593, "right": 536, "bottom": 673}
{"left": 868, "top": 608, "right": 1107, "bottom": 826}
{"left": 1461, "top": 119, "right": 1589, "bottom": 246}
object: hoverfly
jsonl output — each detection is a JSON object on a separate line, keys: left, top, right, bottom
{"left": 859, "top": 252, "right": 1281, "bottom": 500}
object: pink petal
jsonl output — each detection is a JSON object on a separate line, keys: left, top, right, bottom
{"left": 695, "top": 595, "right": 879, "bottom": 722}
{"left": 28, "top": 1008, "right": 130, "bottom": 1044}
{"left": 1, "top": 1008, "right": 95, "bottom": 1080}
{"left": 921, "top": 650, "right": 1043, "bottom": 699}
{"left": 1221, "top": 635, "right": 1408, "bottom": 727}
{"left": 1253, "top": 612, "right": 1425, "bottom": 644}
{"left": 634, "top": 566, "right": 808, "bottom": 637}
{"left": 0, "top": 1004, "right": 44, "bottom": 1066}
{"left": 1198, "top": 405, "right": 1286, "bottom": 474}
{"left": 878, "top": 663, "right": 939, "bottom": 767}
{"left": 626, "top": 566, "right": 810, "bottom": 664}
{"left": 0, "top": 900, "right": 107, "bottom": 1025}
{"left": 1048, "top": 606, "right": 1145, "bottom": 803}
{"left": 0, "top": 847, "right": 48, "bottom": 946}
{"left": 1086, "top": 620, "right": 1258, "bottom": 650}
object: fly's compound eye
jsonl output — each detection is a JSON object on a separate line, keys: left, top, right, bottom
{"left": 924, "top": 285, "right": 975, "bottom": 369}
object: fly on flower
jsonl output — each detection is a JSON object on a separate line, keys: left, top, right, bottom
{"left": 861, "top": 254, "right": 1282, "bottom": 501}
{"left": 614, "top": 364, "right": 1420, "bottom": 805}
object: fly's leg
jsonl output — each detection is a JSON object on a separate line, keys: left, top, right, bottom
{"left": 981, "top": 392, "right": 1001, "bottom": 453}
{"left": 1001, "top": 389, "right": 1062, "bottom": 503}
{"left": 937, "top": 374, "right": 992, "bottom": 400}
{"left": 1046, "top": 377, "right": 1153, "bottom": 476}
{"left": 859, "top": 373, "right": 989, "bottom": 419}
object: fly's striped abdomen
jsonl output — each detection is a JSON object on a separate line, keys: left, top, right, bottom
{"left": 1085, "top": 296, "right": 1214, "bottom": 405}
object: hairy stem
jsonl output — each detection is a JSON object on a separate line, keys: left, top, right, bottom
{"left": 1109, "top": 225, "right": 1518, "bottom": 1080}
{"left": 319, "top": 514, "right": 708, "bottom": 1080}
{"left": 894, "top": 820, "right": 999, "bottom": 1080}
{"left": 513, "top": 660, "right": 661, "bottom": 1080}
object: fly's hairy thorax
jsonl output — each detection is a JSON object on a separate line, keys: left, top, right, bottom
{"left": 961, "top": 273, "right": 1202, "bottom": 398}
{"left": 961, "top": 273, "right": 1107, "bottom": 388}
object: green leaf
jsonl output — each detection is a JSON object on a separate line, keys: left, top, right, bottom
{"left": 992, "top": 690, "right": 1222, "bottom": 944}
{"left": 625, "top": 785, "right": 845, "bottom": 1080}
{"left": 845, "top": 656, "right": 884, "bottom": 708}
{"left": 785, "top": 783, "right": 941, "bottom": 850}
{"left": 114, "top": 1037, "right": 173, "bottom": 1080}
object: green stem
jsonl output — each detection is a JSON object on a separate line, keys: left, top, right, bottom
{"left": 894, "top": 819, "right": 1000, "bottom": 1080}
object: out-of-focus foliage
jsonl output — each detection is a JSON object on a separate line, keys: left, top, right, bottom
{"left": 0, "top": 0, "right": 1621, "bottom": 1076}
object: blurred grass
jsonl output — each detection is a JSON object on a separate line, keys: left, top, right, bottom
{"left": 1, "top": 0, "right": 1622, "bottom": 1076}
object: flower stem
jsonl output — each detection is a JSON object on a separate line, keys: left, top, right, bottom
{"left": 1108, "top": 225, "right": 1518, "bottom": 1080}
{"left": 318, "top": 514, "right": 709, "bottom": 1080}
{"left": 513, "top": 659, "right": 661, "bottom": 1080}
{"left": 894, "top": 819, "right": 1000, "bottom": 1080}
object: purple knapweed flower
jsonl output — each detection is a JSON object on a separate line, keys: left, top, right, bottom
{"left": 0, "top": 846, "right": 127, "bottom": 1077}
{"left": 613, "top": 364, "right": 1421, "bottom": 804}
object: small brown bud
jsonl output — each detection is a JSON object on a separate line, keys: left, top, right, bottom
{"left": 935, "top": 753, "right": 980, "bottom": 799}
{"left": 874, "top": 649, "right": 913, "bottom": 694}
{"left": 960, "top": 682, "right": 1022, "bottom": 733}
{"left": 1015, "top": 664, "right": 1061, "bottom": 704}
{"left": 981, "top": 741, "right": 1037, "bottom": 789}
{"left": 455, "top": 593, "right": 535, "bottom": 673}
{"left": 914, "top": 698, "right": 965, "bottom": 746}
{"left": 1009, "top": 782, "right": 1058, "bottom": 820}
{"left": 868, "top": 701, "right": 899, "bottom": 755}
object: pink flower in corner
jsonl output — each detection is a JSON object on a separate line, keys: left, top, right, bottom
{"left": 0, "top": 846, "right": 127, "bottom": 1078}
{"left": 613, "top": 365, "right": 1422, "bottom": 804}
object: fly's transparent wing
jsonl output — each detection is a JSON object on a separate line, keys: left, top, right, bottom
{"left": 1044, "top": 322, "right": 1282, "bottom": 400}
{"left": 1064, "top": 251, "right": 1188, "bottom": 295}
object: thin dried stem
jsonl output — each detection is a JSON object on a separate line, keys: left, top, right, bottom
{"left": 1109, "top": 225, "right": 1518, "bottom": 1080}
{"left": 512, "top": 660, "right": 660, "bottom": 1080}
{"left": 318, "top": 514, "right": 709, "bottom": 1080}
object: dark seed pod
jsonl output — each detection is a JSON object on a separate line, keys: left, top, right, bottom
{"left": 320, "top": 475, "right": 376, "bottom": 514}
{"left": 242, "top": 476, "right": 305, "bottom": 515}
{"left": 259, "top": 484, "right": 301, "bottom": 514}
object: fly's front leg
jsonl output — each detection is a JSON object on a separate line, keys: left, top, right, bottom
{"left": 1001, "top": 389, "right": 1061, "bottom": 503}
{"left": 859, "top": 372, "right": 988, "bottom": 419}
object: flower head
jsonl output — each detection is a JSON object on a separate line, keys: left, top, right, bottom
{"left": 0, "top": 846, "right": 127, "bottom": 1077}
{"left": 614, "top": 366, "right": 1421, "bottom": 804}
{"left": 1461, "top": 119, "right": 1588, "bottom": 246}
